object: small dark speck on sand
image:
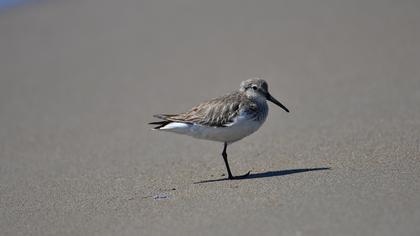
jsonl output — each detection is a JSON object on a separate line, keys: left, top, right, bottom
{"left": 153, "top": 193, "right": 169, "bottom": 200}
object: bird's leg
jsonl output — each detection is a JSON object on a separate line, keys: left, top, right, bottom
{"left": 221, "top": 142, "right": 251, "bottom": 179}
{"left": 222, "top": 142, "right": 234, "bottom": 179}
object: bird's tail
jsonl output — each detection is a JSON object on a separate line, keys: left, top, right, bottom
{"left": 148, "top": 120, "right": 172, "bottom": 129}
{"left": 148, "top": 114, "right": 176, "bottom": 129}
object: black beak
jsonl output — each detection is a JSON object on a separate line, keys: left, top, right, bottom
{"left": 266, "top": 93, "right": 290, "bottom": 112}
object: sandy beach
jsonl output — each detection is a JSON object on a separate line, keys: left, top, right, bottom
{"left": 1, "top": 0, "right": 420, "bottom": 235}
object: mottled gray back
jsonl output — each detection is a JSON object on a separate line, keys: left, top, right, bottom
{"left": 154, "top": 91, "right": 260, "bottom": 127}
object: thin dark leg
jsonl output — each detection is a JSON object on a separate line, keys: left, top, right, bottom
{"left": 222, "top": 142, "right": 234, "bottom": 179}
{"left": 221, "top": 142, "right": 251, "bottom": 180}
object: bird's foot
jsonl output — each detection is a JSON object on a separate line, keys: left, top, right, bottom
{"left": 228, "top": 171, "right": 251, "bottom": 180}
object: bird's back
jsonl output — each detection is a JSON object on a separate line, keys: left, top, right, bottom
{"left": 156, "top": 91, "right": 257, "bottom": 127}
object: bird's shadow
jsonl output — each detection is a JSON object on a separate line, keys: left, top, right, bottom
{"left": 194, "top": 167, "right": 331, "bottom": 184}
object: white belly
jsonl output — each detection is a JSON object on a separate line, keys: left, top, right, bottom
{"left": 159, "top": 113, "right": 266, "bottom": 143}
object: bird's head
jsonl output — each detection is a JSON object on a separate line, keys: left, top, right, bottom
{"left": 240, "top": 78, "right": 289, "bottom": 112}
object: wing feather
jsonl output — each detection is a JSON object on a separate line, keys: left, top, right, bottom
{"left": 153, "top": 91, "right": 256, "bottom": 127}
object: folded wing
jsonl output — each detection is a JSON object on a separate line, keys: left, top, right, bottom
{"left": 150, "top": 91, "right": 255, "bottom": 128}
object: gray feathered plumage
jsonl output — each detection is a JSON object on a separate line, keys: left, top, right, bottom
{"left": 149, "top": 91, "right": 260, "bottom": 128}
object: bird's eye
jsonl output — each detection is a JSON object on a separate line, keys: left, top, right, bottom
{"left": 251, "top": 85, "right": 258, "bottom": 90}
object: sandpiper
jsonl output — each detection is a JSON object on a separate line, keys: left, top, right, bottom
{"left": 149, "top": 78, "right": 289, "bottom": 179}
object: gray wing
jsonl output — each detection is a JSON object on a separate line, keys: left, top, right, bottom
{"left": 153, "top": 91, "right": 257, "bottom": 127}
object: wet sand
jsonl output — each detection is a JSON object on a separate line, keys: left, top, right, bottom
{"left": 1, "top": 0, "right": 420, "bottom": 235}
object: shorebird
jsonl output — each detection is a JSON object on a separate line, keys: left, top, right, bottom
{"left": 149, "top": 78, "right": 289, "bottom": 179}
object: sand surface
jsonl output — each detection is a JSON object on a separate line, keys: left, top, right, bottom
{"left": 1, "top": 0, "right": 420, "bottom": 235}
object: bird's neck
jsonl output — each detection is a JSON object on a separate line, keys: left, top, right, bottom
{"left": 247, "top": 94, "right": 267, "bottom": 105}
